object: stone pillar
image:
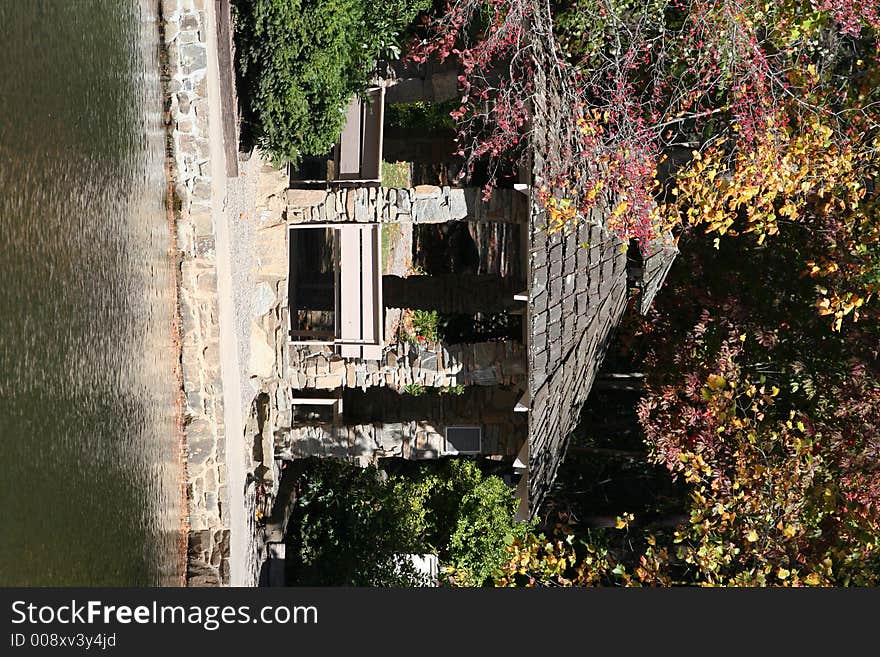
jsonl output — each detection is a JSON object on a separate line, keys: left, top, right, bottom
{"left": 379, "top": 186, "right": 529, "bottom": 225}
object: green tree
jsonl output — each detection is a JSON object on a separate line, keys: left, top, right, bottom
{"left": 417, "top": 460, "right": 531, "bottom": 586}
{"left": 286, "top": 458, "right": 429, "bottom": 586}
{"left": 284, "top": 458, "right": 529, "bottom": 586}
{"left": 233, "top": 0, "right": 430, "bottom": 163}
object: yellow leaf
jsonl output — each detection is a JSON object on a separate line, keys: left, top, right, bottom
{"left": 707, "top": 374, "right": 727, "bottom": 391}
{"left": 777, "top": 568, "right": 790, "bottom": 580}
{"left": 746, "top": 529, "right": 759, "bottom": 542}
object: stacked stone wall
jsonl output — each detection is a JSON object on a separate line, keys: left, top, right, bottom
{"left": 161, "top": 0, "right": 229, "bottom": 586}
{"left": 287, "top": 185, "right": 528, "bottom": 225}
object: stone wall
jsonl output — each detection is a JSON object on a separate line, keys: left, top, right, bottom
{"left": 282, "top": 339, "right": 525, "bottom": 393}
{"left": 271, "top": 337, "right": 527, "bottom": 465}
{"left": 287, "top": 185, "right": 529, "bottom": 225}
{"left": 275, "top": 385, "right": 527, "bottom": 464}
{"left": 161, "top": 0, "right": 229, "bottom": 586}
{"left": 236, "top": 174, "right": 533, "bottom": 533}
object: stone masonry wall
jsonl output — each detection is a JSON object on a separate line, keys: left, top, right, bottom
{"left": 161, "top": 0, "right": 229, "bottom": 586}
{"left": 287, "top": 185, "right": 529, "bottom": 225}
{"left": 283, "top": 338, "right": 526, "bottom": 391}
{"left": 240, "top": 176, "right": 531, "bottom": 495}
{"left": 276, "top": 384, "right": 527, "bottom": 464}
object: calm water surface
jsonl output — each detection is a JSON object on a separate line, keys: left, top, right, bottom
{"left": 0, "top": 0, "right": 183, "bottom": 585}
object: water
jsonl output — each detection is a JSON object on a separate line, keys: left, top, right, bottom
{"left": 0, "top": 0, "right": 183, "bottom": 585}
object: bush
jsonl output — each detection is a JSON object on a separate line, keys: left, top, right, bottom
{"left": 233, "top": 0, "right": 430, "bottom": 163}
{"left": 285, "top": 458, "right": 430, "bottom": 586}
{"left": 422, "top": 460, "right": 530, "bottom": 586}
{"left": 285, "top": 458, "right": 529, "bottom": 586}
{"left": 386, "top": 100, "right": 458, "bottom": 131}
{"left": 411, "top": 309, "right": 441, "bottom": 342}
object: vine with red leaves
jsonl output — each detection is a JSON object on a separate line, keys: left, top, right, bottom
{"left": 406, "top": 0, "right": 880, "bottom": 270}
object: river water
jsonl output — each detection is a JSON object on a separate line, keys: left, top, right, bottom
{"left": 0, "top": 1, "right": 183, "bottom": 585}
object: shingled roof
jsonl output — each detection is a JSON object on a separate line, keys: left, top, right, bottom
{"left": 524, "top": 78, "right": 677, "bottom": 515}
{"left": 526, "top": 205, "right": 632, "bottom": 512}
{"left": 634, "top": 238, "right": 679, "bottom": 315}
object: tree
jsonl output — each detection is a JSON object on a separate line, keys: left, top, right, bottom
{"left": 285, "top": 458, "right": 430, "bottom": 586}
{"left": 421, "top": 459, "right": 531, "bottom": 585}
{"left": 233, "top": 0, "right": 430, "bottom": 162}
{"left": 632, "top": 230, "right": 880, "bottom": 586}
{"left": 284, "top": 457, "right": 529, "bottom": 586}
{"left": 407, "top": 1, "right": 880, "bottom": 323}
{"left": 493, "top": 225, "right": 880, "bottom": 587}
{"left": 636, "top": 339, "right": 880, "bottom": 585}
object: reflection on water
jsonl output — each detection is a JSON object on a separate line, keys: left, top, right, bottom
{"left": 0, "top": 0, "right": 183, "bottom": 585}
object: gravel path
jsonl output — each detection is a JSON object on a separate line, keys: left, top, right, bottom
{"left": 215, "top": 146, "right": 278, "bottom": 588}
{"left": 222, "top": 155, "right": 264, "bottom": 586}
{"left": 204, "top": 0, "right": 260, "bottom": 586}
{"left": 224, "top": 154, "right": 261, "bottom": 421}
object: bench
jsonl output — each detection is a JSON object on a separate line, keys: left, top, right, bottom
{"left": 288, "top": 223, "right": 384, "bottom": 361}
{"left": 335, "top": 86, "right": 384, "bottom": 184}
{"left": 338, "top": 224, "right": 383, "bottom": 360}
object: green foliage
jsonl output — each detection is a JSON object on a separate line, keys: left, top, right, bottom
{"left": 233, "top": 0, "right": 430, "bottom": 162}
{"left": 285, "top": 458, "right": 529, "bottom": 586}
{"left": 439, "top": 384, "right": 465, "bottom": 395}
{"left": 386, "top": 100, "right": 458, "bottom": 131}
{"left": 411, "top": 309, "right": 441, "bottom": 342}
{"left": 434, "top": 461, "right": 531, "bottom": 586}
{"left": 402, "top": 382, "right": 426, "bottom": 396}
{"left": 286, "top": 458, "right": 430, "bottom": 586}
{"left": 400, "top": 308, "right": 443, "bottom": 344}
{"left": 362, "top": 0, "right": 433, "bottom": 60}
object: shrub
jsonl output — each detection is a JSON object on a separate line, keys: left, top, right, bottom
{"left": 386, "top": 100, "right": 458, "bottom": 131}
{"left": 411, "top": 309, "right": 441, "bottom": 343}
{"left": 285, "top": 458, "right": 529, "bottom": 586}
{"left": 233, "top": 0, "right": 430, "bottom": 163}
{"left": 419, "top": 460, "right": 530, "bottom": 586}
{"left": 403, "top": 382, "right": 426, "bottom": 396}
{"left": 285, "top": 458, "right": 430, "bottom": 586}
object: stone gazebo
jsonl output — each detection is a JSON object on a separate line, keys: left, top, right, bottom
{"left": 248, "top": 58, "right": 677, "bottom": 521}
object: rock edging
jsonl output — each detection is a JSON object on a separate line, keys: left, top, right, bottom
{"left": 161, "top": 0, "right": 230, "bottom": 586}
